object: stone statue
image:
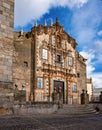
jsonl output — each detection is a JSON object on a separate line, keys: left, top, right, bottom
{"left": 81, "top": 89, "right": 89, "bottom": 104}
{"left": 99, "top": 91, "right": 102, "bottom": 103}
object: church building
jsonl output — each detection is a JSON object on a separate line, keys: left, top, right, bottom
{"left": 13, "top": 18, "right": 87, "bottom": 104}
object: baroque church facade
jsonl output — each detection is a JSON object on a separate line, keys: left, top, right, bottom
{"left": 13, "top": 18, "right": 87, "bottom": 104}
{"left": 0, "top": 0, "right": 87, "bottom": 105}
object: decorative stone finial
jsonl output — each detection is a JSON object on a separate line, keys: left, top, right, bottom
{"left": 56, "top": 17, "right": 58, "bottom": 23}
{"left": 50, "top": 19, "right": 53, "bottom": 26}
{"left": 21, "top": 27, "right": 23, "bottom": 36}
{"left": 34, "top": 21, "right": 37, "bottom": 27}
{"left": 54, "top": 17, "right": 60, "bottom": 26}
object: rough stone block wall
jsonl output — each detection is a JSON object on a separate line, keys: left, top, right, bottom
{"left": 13, "top": 32, "right": 31, "bottom": 101}
{"left": 0, "top": 0, "right": 14, "bottom": 81}
{"left": 0, "top": 0, "right": 14, "bottom": 39}
{"left": 76, "top": 54, "right": 87, "bottom": 103}
{"left": 0, "top": 0, "right": 14, "bottom": 98}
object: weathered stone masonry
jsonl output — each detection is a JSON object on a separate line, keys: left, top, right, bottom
{"left": 13, "top": 32, "right": 31, "bottom": 101}
{"left": 13, "top": 19, "right": 87, "bottom": 104}
{"left": 0, "top": 0, "right": 14, "bottom": 101}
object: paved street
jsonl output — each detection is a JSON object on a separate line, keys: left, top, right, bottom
{"left": 0, "top": 113, "right": 102, "bottom": 130}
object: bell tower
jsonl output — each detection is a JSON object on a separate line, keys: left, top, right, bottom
{"left": 0, "top": 0, "right": 14, "bottom": 99}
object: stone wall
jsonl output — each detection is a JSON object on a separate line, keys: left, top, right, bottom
{"left": 76, "top": 52, "right": 87, "bottom": 104}
{"left": 13, "top": 32, "right": 31, "bottom": 101}
{"left": 0, "top": 0, "right": 14, "bottom": 80}
{"left": 0, "top": 0, "right": 14, "bottom": 39}
{"left": 0, "top": 0, "right": 14, "bottom": 108}
{"left": 13, "top": 103, "right": 58, "bottom": 115}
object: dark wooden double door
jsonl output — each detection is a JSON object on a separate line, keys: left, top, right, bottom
{"left": 53, "top": 80, "right": 64, "bottom": 103}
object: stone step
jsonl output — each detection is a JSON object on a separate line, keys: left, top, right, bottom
{"left": 62, "top": 107, "right": 95, "bottom": 112}
{"left": 63, "top": 104, "right": 93, "bottom": 108}
{"left": 63, "top": 105, "right": 95, "bottom": 110}
{"left": 58, "top": 109, "right": 96, "bottom": 112}
{"left": 57, "top": 109, "right": 96, "bottom": 114}
{"left": 56, "top": 104, "right": 97, "bottom": 115}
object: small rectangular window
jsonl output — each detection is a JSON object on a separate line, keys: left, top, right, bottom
{"left": 61, "top": 59, "right": 64, "bottom": 68}
{"left": 42, "top": 49, "right": 48, "bottom": 60}
{"left": 77, "top": 73, "right": 80, "bottom": 78}
{"left": 37, "top": 78, "right": 43, "bottom": 89}
{"left": 68, "top": 57, "right": 73, "bottom": 66}
{"left": 61, "top": 40, "right": 65, "bottom": 49}
{"left": 73, "top": 83, "right": 77, "bottom": 92}
{"left": 52, "top": 35, "right": 56, "bottom": 45}
{"left": 56, "top": 55, "right": 61, "bottom": 62}
{"left": 53, "top": 55, "right": 55, "bottom": 65}
{"left": 23, "top": 61, "right": 28, "bottom": 67}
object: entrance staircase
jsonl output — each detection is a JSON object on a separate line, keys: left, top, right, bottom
{"left": 56, "top": 104, "right": 97, "bottom": 116}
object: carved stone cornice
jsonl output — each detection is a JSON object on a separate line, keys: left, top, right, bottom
{"left": 43, "top": 63, "right": 76, "bottom": 78}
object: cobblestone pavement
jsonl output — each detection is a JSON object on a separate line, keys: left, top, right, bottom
{"left": 0, "top": 114, "right": 102, "bottom": 130}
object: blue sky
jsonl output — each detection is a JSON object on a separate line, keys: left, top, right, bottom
{"left": 14, "top": 0, "right": 102, "bottom": 88}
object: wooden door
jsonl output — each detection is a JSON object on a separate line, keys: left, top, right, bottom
{"left": 54, "top": 80, "right": 64, "bottom": 103}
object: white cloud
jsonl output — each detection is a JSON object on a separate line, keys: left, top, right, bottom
{"left": 80, "top": 50, "right": 95, "bottom": 77}
{"left": 98, "top": 30, "right": 102, "bottom": 36}
{"left": 93, "top": 40, "right": 102, "bottom": 52}
{"left": 15, "top": 0, "right": 53, "bottom": 27}
{"left": 71, "top": 0, "right": 102, "bottom": 47}
{"left": 56, "top": 0, "right": 88, "bottom": 8}
{"left": 76, "top": 28, "right": 96, "bottom": 45}
{"left": 90, "top": 73, "right": 102, "bottom": 88}
{"left": 96, "top": 53, "right": 102, "bottom": 64}
{"left": 14, "top": 0, "right": 88, "bottom": 27}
